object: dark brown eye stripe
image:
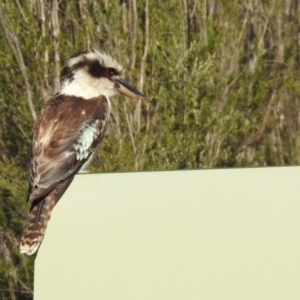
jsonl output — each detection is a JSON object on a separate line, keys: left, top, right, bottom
{"left": 60, "top": 58, "right": 121, "bottom": 84}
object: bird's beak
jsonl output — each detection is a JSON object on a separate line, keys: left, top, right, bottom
{"left": 114, "top": 78, "right": 144, "bottom": 99}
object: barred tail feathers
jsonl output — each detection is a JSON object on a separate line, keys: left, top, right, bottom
{"left": 20, "top": 191, "right": 56, "bottom": 255}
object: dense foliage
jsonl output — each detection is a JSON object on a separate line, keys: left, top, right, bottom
{"left": 0, "top": 0, "right": 300, "bottom": 298}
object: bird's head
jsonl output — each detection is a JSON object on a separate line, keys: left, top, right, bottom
{"left": 59, "top": 49, "right": 144, "bottom": 100}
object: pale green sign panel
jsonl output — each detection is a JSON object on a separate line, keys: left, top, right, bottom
{"left": 35, "top": 167, "right": 300, "bottom": 300}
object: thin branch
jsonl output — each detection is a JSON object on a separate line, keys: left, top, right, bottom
{"left": 123, "top": 102, "right": 137, "bottom": 155}
{"left": 15, "top": 0, "right": 28, "bottom": 22}
{"left": 135, "top": 0, "right": 149, "bottom": 131}
{"left": 39, "top": 0, "right": 50, "bottom": 99}
{"left": 51, "top": 0, "right": 60, "bottom": 91}
{"left": 181, "top": 0, "right": 191, "bottom": 50}
{"left": 129, "top": 0, "right": 137, "bottom": 74}
{"left": 251, "top": 90, "right": 277, "bottom": 146}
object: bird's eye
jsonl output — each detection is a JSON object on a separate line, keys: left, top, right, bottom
{"left": 107, "top": 68, "right": 115, "bottom": 77}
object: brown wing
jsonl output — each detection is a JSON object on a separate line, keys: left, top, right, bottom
{"left": 28, "top": 94, "right": 108, "bottom": 202}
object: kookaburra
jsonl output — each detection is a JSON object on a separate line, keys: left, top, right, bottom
{"left": 20, "top": 49, "right": 144, "bottom": 255}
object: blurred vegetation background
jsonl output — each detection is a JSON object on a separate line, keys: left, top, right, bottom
{"left": 0, "top": 0, "right": 300, "bottom": 298}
